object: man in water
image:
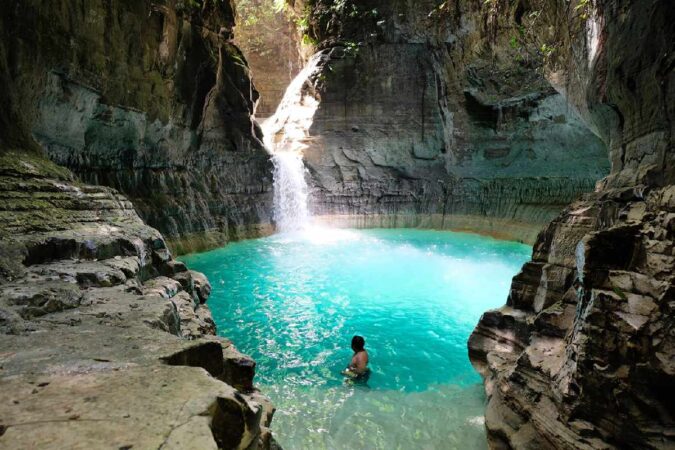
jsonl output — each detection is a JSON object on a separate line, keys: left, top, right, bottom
{"left": 342, "top": 335, "right": 370, "bottom": 381}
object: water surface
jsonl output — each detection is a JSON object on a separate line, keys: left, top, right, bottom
{"left": 181, "top": 229, "right": 531, "bottom": 449}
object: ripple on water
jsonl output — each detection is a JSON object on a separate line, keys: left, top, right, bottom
{"left": 180, "top": 228, "right": 531, "bottom": 449}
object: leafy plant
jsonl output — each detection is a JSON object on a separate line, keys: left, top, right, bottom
{"left": 234, "top": 0, "right": 294, "bottom": 55}
{"left": 343, "top": 40, "right": 359, "bottom": 56}
{"left": 302, "top": 34, "right": 318, "bottom": 46}
{"left": 574, "top": 0, "right": 591, "bottom": 20}
{"left": 540, "top": 43, "right": 555, "bottom": 58}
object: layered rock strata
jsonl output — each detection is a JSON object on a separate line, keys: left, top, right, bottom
{"left": 1, "top": 0, "right": 273, "bottom": 254}
{"left": 272, "top": 0, "right": 609, "bottom": 243}
{"left": 469, "top": 0, "right": 674, "bottom": 448}
{"left": 0, "top": 152, "right": 278, "bottom": 449}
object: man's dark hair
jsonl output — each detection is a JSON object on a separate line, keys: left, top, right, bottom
{"left": 351, "top": 335, "right": 365, "bottom": 352}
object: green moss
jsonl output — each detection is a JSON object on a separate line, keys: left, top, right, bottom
{"left": 612, "top": 286, "right": 628, "bottom": 301}
{"left": 0, "top": 151, "right": 73, "bottom": 181}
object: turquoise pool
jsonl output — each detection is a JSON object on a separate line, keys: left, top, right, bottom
{"left": 180, "top": 229, "right": 531, "bottom": 449}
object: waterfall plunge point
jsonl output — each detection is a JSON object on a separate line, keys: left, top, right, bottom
{"left": 271, "top": 152, "right": 311, "bottom": 233}
{"left": 261, "top": 52, "right": 325, "bottom": 234}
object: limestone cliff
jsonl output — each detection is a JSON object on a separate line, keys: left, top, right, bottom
{"left": 468, "top": 0, "right": 674, "bottom": 448}
{"left": 0, "top": 152, "right": 278, "bottom": 449}
{"left": 0, "top": 0, "right": 280, "bottom": 447}
{"left": 270, "top": 0, "right": 609, "bottom": 243}
{"left": 0, "top": 0, "right": 273, "bottom": 254}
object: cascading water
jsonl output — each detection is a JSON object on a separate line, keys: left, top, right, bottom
{"left": 261, "top": 52, "right": 325, "bottom": 233}
{"left": 271, "top": 152, "right": 310, "bottom": 232}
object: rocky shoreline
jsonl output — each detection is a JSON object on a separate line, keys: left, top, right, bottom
{"left": 0, "top": 1, "right": 283, "bottom": 446}
{"left": 467, "top": 0, "right": 674, "bottom": 447}
{"left": 0, "top": 152, "right": 278, "bottom": 449}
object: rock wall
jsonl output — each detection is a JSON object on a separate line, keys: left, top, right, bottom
{"left": 469, "top": 0, "right": 674, "bottom": 448}
{"left": 0, "top": 0, "right": 281, "bottom": 447}
{"left": 0, "top": 0, "right": 274, "bottom": 255}
{"left": 0, "top": 152, "right": 278, "bottom": 448}
{"left": 277, "top": 0, "right": 609, "bottom": 243}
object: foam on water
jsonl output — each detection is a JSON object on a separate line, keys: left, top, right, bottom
{"left": 181, "top": 228, "right": 531, "bottom": 449}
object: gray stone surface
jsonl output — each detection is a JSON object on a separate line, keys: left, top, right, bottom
{"left": 0, "top": 0, "right": 273, "bottom": 255}
{"left": 271, "top": 0, "right": 609, "bottom": 243}
{"left": 0, "top": 153, "right": 278, "bottom": 449}
{"left": 468, "top": 0, "right": 675, "bottom": 448}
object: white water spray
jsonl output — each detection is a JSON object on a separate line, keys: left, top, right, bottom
{"left": 262, "top": 52, "right": 324, "bottom": 233}
{"left": 271, "top": 152, "right": 311, "bottom": 233}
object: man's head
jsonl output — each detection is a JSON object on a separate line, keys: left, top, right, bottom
{"left": 351, "top": 335, "right": 365, "bottom": 352}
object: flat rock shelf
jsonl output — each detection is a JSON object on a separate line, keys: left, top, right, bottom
{"left": 181, "top": 229, "right": 531, "bottom": 449}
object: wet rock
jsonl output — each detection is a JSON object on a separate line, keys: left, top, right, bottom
{"left": 286, "top": 0, "right": 609, "bottom": 243}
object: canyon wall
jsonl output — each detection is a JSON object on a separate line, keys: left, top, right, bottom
{"left": 1, "top": 0, "right": 273, "bottom": 255}
{"left": 468, "top": 0, "right": 674, "bottom": 448}
{"left": 268, "top": 0, "right": 609, "bottom": 243}
{"left": 0, "top": 0, "right": 280, "bottom": 447}
{"left": 0, "top": 151, "right": 278, "bottom": 449}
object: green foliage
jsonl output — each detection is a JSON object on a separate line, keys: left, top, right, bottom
{"left": 612, "top": 286, "right": 628, "bottom": 301}
{"left": 499, "top": 1, "right": 560, "bottom": 71}
{"left": 303, "top": 0, "right": 382, "bottom": 44}
{"left": 183, "top": 0, "right": 226, "bottom": 9}
{"left": 574, "top": 0, "right": 591, "bottom": 20}
{"left": 273, "top": 0, "right": 287, "bottom": 13}
{"left": 427, "top": 1, "right": 447, "bottom": 18}
{"left": 540, "top": 43, "right": 555, "bottom": 58}
{"left": 302, "top": 34, "right": 318, "bottom": 46}
{"left": 234, "top": 0, "right": 292, "bottom": 54}
{"left": 296, "top": 16, "right": 310, "bottom": 33}
{"left": 343, "top": 40, "right": 359, "bottom": 56}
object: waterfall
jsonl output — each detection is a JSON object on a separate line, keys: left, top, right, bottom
{"left": 271, "top": 152, "right": 310, "bottom": 232}
{"left": 262, "top": 52, "right": 324, "bottom": 233}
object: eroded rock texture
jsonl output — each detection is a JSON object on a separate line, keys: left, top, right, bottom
{"left": 0, "top": 0, "right": 273, "bottom": 254}
{"left": 469, "top": 0, "right": 674, "bottom": 448}
{"left": 0, "top": 152, "right": 277, "bottom": 449}
{"left": 276, "top": 0, "right": 609, "bottom": 243}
